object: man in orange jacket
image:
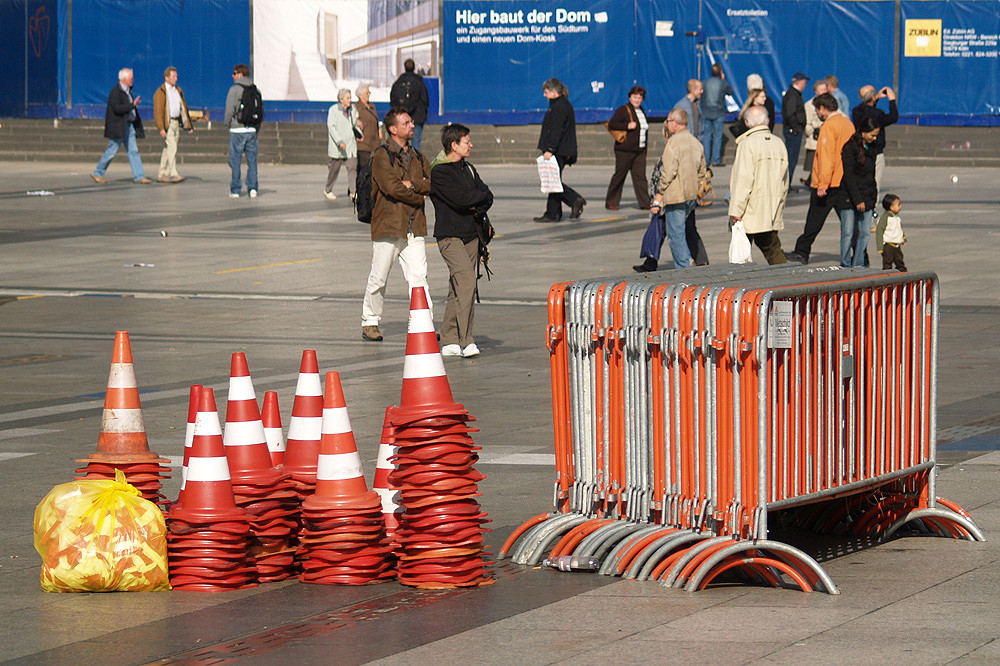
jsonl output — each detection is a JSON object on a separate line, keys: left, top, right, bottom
{"left": 786, "top": 92, "right": 855, "bottom": 263}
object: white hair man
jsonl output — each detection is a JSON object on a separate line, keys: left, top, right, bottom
{"left": 91, "top": 67, "right": 151, "bottom": 184}
{"left": 728, "top": 105, "right": 789, "bottom": 264}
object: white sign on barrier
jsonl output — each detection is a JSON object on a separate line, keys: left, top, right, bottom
{"left": 768, "top": 301, "right": 792, "bottom": 348}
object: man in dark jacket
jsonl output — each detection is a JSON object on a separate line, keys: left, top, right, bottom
{"left": 361, "top": 107, "right": 432, "bottom": 342}
{"left": 534, "top": 78, "right": 585, "bottom": 222}
{"left": 389, "top": 58, "right": 430, "bottom": 153}
{"left": 91, "top": 68, "right": 151, "bottom": 184}
{"left": 852, "top": 85, "right": 898, "bottom": 192}
{"left": 782, "top": 72, "right": 809, "bottom": 187}
{"left": 430, "top": 123, "right": 493, "bottom": 358}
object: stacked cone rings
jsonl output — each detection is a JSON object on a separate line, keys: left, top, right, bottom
{"left": 296, "top": 372, "right": 394, "bottom": 585}
{"left": 387, "top": 287, "right": 493, "bottom": 589}
{"left": 373, "top": 407, "right": 403, "bottom": 546}
{"left": 222, "top": 353, "right": 299, "bottom": 582}
{"left": 166, "top": 387, "right": 256, "bottom": 591}
{"left": 76, "top": 331, "right": 171, "bottom": 509}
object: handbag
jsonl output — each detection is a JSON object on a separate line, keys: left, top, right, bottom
{"left": 604, "top": 105, "right": 635, "bottom": 144}
{"left": 352, "top": 124, "right": 363, "bottom": 140}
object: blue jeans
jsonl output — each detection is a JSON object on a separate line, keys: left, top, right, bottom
{"left": 701, "top": 115, "right": 725, "bottom": 165}
{"left": 839, "top": 206, "right": 873, "bottom": 267}
{"left": 665, "top": 200, "right": 696, "bottom": 268}
{"left": 411, "top": 123, "right": 424, "bottom": 153}
{"left": 229, "top": 131, "right": 258, "bottom": 193}
{"left": 94, "top": 124, "right": 144, "bottom": 181}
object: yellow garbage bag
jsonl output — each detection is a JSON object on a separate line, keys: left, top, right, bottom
{"left": 33, "top": 469, "right": 170, "bottom": 592}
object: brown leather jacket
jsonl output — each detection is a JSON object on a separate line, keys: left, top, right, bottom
{"left": 355, "top": 100, "right": 381, "bottom": 153}
{"left": 370, "top": 139, "right": 430, "bottom": 241}
{"left": 153, "top": 83, "right": 192, "bottom": 132}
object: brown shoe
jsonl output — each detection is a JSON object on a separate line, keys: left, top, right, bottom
{"left": 362, "top": 325, "right": 383, "bottom": 342}
{"left": 135, "top": 177, "right": 153, "bottom": 184}
{"left": 157, "top": 176, "right": 172, "bottom": 183}
{"left": 171, "top": 175, "right": 186, "bottom": 183}
{"left": 91, "top": 173, "right": 106, "bottom": 184}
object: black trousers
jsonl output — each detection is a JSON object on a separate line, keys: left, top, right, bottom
{"left": 546, "top": 155, "right": 583, "bottom": 220}
{"left": 747, "top": 230, "right": 787, "bottom": 265}
{"left": 605, "top": 148, "right": 651, "bottom": 208}
{"left": 794, "top": 187, "right": 843, "bottom": 259}
{"left": 882, "top": 243, "right": 907, "bottom": 271}
{"left": 686, "top": 208, "right": 709, "bottom": 266}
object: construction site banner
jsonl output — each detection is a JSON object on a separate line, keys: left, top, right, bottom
{"left": 441, "top": 0, "right": 633, "bottom": 119}
{"left": 900, "top": 0, "right": 1000, "bottom": 118}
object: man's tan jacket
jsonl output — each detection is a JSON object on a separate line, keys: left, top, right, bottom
{"left": 657, "top": 128, "right": 707, "bottom": 205}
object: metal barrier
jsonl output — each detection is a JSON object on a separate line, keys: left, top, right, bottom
{"left": 501, "top": 266, "right": 983, "bottom": 594}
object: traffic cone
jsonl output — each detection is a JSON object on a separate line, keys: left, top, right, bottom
{"left": 76, "top": 331, "right": 170, "bottom": 509}
{"left": 303, "top": 372, "right": 380, "bottom": 512}
{"left": 372, "top": 408, "right": 402, "bottom": 542}
{"left": 283, "top": 350, "right": 323, "bottom": 491}
{"left": 262, "top": 391, "right": 285, "bottom": 467}
{"left": 223, "top": 353, "right": 282, "bottom": 486}
{"left": 176, "top": 384, "right": 202, "bottom": 508}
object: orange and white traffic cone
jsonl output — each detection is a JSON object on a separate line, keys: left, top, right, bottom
{"left": 176, "top": 384, "right": 202, "bottom": 508}
{"left": 372, "top": 407, "right": 402, "bottom": 541}
{"left": 223, "top": 353, "right": 282, "bottom": 486}
{"left": 397, "top": 287, "right": 465, "bottom": 414}
{"left": 77, "top": 331, "right": 170, "bottom": 508}
{"left": 283, "top": 350, "right": 323, "bottom": 490}
{"left": 262, "top": 391, "right": 285, "bottom": 467}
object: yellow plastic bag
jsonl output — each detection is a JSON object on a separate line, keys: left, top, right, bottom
{"left": 33, "top": 469, "right": 170, "bottom": 592}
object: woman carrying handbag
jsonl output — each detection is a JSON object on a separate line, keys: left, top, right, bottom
{"left": 604, "top": 85, "right": 651, "bottom": 210}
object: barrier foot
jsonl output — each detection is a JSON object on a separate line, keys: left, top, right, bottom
{"left": 499, "top": 512, "right": 554, "bottom": 559}
{"left": 882, "top": 505, "right": 986, "bottom": 542}
{"left": 679, "top": 539, "right": 840, "bottom": 594}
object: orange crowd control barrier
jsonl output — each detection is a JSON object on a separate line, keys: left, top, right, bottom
{"left": 501, "top": 266, "right": 983, "bottom": 593}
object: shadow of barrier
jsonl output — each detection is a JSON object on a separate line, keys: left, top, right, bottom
{"left": 500, "top": 265, "right": 984, "bottom": 594}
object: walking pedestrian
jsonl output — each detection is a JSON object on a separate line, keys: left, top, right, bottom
{"left": 153, "top": 66, "right": 194, "bottom": 183}
{"left": 604, "top": 85, "right": 651, "bottom": 210}
{"left": 700, "top": 63, "right": 733, "bottom": 167}
{"left": 534, "top": 78, "right": 585, "bottom": 222}
{"left": 91, "top": 68, "right": 151, "bottom": 185}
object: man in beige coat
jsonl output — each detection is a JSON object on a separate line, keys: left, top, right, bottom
{"left": 638, "top": 108, "right": 707, "bottom": 270}
{"left": 728, "top": 105, "right": 788, "bottom": 264}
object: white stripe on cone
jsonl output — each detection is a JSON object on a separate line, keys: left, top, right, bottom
{"left": 316, "top": 452, "right": 363, "bottom": 481}
{"left": 263, "top": 427, "right": 285, "bottom": 453}
{"left": 287, "top": 415, "right": 322, "bottom": 439}
{"left": 227, "top": 375, "right": 256, "bottom": 401}
{"left": 321, "top": 407, "right": 351, "bottom": 435}
{"left": 402, "top": 353, "right": 446, "bottom": 379}
{"left": 185, "top": 456, "right": 232, "bottom": 482}
{"left": 407, "top": 308, "right": 436, "bottom": 334}
{"left": 294, "top": 373, "right": 322, "bottom": 396}
{"left": 106, "top": 363, "right": 139, "bottom": 389}
{"left": 376, "top": 443, "right": 397, "bottom": 469}
{"left": 374, "top": 486, "right": 403, "bottom": 513}
{"left": 223, "top": 419, "right": 267, "bottom": 445}
{"left": 100, "top": 408, "right": 145, "bottom": 433}
{"left": 194, "top": 411, "right": 223, "bottom": 436}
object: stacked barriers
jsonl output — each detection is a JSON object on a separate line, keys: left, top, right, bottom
{"left": 501, "top": 265, "right": 984, "bottom": 594}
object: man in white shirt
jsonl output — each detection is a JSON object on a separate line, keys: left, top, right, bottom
{"left": 153, "top": 67, "right": 193, "bottom": 183}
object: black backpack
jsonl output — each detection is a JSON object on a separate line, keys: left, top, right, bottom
{"left": 391, "top": 78, "right": 417, "bottom": 113}
{"left": 355, "top": 145, "right": 424, "bottom": 224}
{"left": 236, "top": 84, "right": 264, "bottom": 128}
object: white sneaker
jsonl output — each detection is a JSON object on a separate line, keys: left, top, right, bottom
{"left": 249, "top": 189, "right": 258, "bottom": 198}
{"left": 461, "top": 343, "right": 480, "bottom": 358}
{"left": 441, "top": 344, "right": 462, "bottom": 357}
{"left": 324, "top": 190, "right": 337, "bottom": 200}
{"left": 229, "top": 192, "right": 240, "bottom": 198}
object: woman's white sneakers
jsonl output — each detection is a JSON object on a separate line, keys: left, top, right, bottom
{"left": 441, "top": 343, "right": 480, "bottom": 358}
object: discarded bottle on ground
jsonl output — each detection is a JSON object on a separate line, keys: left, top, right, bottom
{"left": 543, "top": 555, "right": 600, "bottom": 572}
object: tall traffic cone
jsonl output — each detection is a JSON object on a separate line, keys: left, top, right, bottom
{"left": 304, "top": 372, "right": 380, "bottom": 511}
{"left": 283, "top": 350, "right": 323, "bottom": 490}
{"left": 396, "top": 287, "right": 466, "bottom": 416}
{"left": 262, "top": 391, "right": 285, "bottom": 467}
{"left": 372, "top": 407, "right": 402, "bottom": 542}
{"left": 223, "top": 353, "right": 282, "bottom": 486}
{"left": 176, "top": 384, "right": 202, "bottom": 508}
{"left": 76, "top": 331, "right": 170, "bottom": 508}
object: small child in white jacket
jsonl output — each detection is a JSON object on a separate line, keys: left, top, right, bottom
{"left": 874, "top": 193, "right": 906, "bottom": 272}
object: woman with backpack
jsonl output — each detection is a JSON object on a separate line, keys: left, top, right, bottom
{"left": 429, "top": 123, "right": 494, "bottom": 358}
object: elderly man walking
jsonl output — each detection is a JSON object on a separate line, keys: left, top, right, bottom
{"left": 91, "top": 68, "right": 150, "bottom": 184}
{"left": 634, "top": 108, "right": 707, "bottom": 271}
{"left": 729, "top": 105, "right": 788, "bottom": 264}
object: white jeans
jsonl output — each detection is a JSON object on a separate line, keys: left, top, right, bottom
{"left": 362, "top": 234, "right": 431, "bottom": 326}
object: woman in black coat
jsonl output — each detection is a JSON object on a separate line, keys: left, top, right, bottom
{"left": 535, "top": 78, "right": 585, "bottom": 222}
{"left": 838, "top": 117, "right": 880, "bottom": 267}
{"left": 604, "top": 85, "right": 651, "bottom": 210}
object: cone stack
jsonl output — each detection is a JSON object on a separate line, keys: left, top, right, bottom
{"left": 387, "top": 288, "right": 493, "bottom": 589}
{"left": 175, "top": 384, "right": 202, "bottom": 509}
{"left": 372, "top": 407, "right": 403, "bottom": 546}
{"left": 297, "top": 372, "right": 394, "bottom": 585}
{"left": 76, "top": 331, "right": 171, "bottom": 509}
{"left": 262, "top": 391, "right": 286, "bottom": 467}
{"left": 223, "top": 353, "right": 298, "bottom": 582}
{"left": 283, "top": 350, "right": 324, "bottom": 500}
{"left": 166, "top": 387, "right": 256, "bottom": 591}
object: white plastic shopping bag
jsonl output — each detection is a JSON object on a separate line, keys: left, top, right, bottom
{"left": 728, "top": 220, "right": 753, "bottom": 264}
{"left": 537, "top": 155, "right": 563, "bottom": 194}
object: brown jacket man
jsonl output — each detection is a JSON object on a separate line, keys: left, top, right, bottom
{"left": 153, "top": 83, "right": 192, "bottom": 133}
{"left": 370, "top": 138, "right": 430, "bottom": 241}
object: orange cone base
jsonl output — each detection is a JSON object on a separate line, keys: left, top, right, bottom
{"left": 82, "top": 450, "right": 165, "bottom": 463}
{"left": 302, "top": 490, "right": 381, "bottom": 512}
{"left": 168, "top": 505, "right": 249, "bottom": 524}
{"left": 387, "top": 404, "right": 469, "bottom": 427}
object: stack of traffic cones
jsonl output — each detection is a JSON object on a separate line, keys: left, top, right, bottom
{"left": 297, "top": 371, "right": 394, "bottom": 585}
{"left": 175, "top": 384, "right": 202, "bottom": 508}
{"left": 387, "top": 288, "right": 493, "bottom": 589}
{"left": 372, "top": 407, "right": 403, "bottom": 547}
{"left": 283, "top": 350, "right": 324, "bottom": 500}
{"left": 223, "top": 353, "right": 298, "bottom": 582}
{"left": 76, "top": 331, "right": 171, "bottom": 509}
{"left": 167, "top": 387, "right": 256, "bottom": 591}
{"left": 262, "top": 391, "right": 285, "bottom": 467}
